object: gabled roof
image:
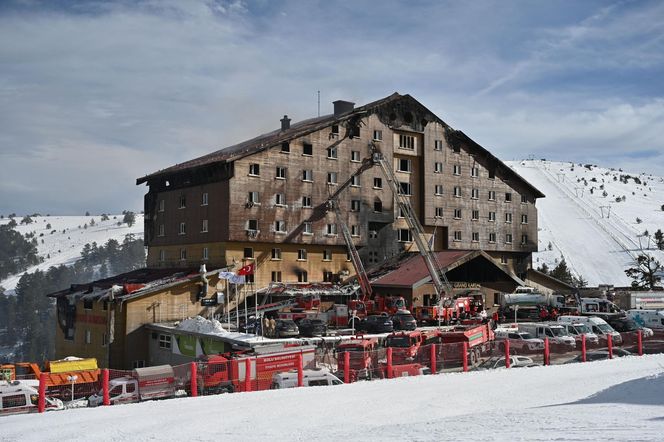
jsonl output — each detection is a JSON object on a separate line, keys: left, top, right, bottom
{"left": 136, "top": 92, "right": 543, "bottom": 198}
{"left": 371, "top": 250, "right": 523, "bottom": 289}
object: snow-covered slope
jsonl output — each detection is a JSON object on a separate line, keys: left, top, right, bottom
{"left": 2, "top": 355, "right": 664, "bottom": 441}
{"left": 0, "top": 214, "right": 143, "bottom": 294}
{"left": 507, "top": 160, "right": 664, "bottom": 286}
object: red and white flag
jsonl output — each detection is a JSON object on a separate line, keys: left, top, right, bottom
{"left": 237, "top": 263, "right": 255, "bottom": 276}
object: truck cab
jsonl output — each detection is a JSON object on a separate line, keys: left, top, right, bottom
{"left": 0, "top": 381, "right": 64, "bottom": 415}
{"left": 385, "top": 331, "right": 422, "bottom": 363}
{"left": 336, "top": 338, "right": 379, "bottom": 380}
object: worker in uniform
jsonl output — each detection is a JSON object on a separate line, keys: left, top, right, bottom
{"left": 269, "top": 317, "right": 276, "bottom": 338}
{"left": 263, "top": 316, "right": 270, "bottom": 338}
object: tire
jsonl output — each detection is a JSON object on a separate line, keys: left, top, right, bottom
{"left": 469, "top": 348, "right": 478, "bottom": 366}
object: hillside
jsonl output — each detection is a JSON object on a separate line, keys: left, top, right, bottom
{"left": 0, "top": 214, "right": 143, "bottom": 294}
{"left": 507, "top": 160, "right": 664, "bottom": 286}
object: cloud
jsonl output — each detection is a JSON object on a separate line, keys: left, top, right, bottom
{"left": 0, "top": 0, "right": 663, "bottom": 214}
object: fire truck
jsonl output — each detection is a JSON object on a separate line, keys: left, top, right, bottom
{"left": 197, "top": 346, "right": 316, "bottom": 394}
{"left": 336, "top": 338, "right": 380, "bottom": 381}
{"left": 384, "top": 331, "right": 423, "bottom": 364}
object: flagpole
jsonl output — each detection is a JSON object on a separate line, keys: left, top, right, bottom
{"left": 235, "top": 283, "right": 239, "bottom": 331}
{"left": 244, "top": 284, "right": 248, "bottom": 326}
{"left": 226, "top": 279, "right": 230, "bottom": 328}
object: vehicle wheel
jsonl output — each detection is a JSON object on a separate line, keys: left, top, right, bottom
{"left": 469, "top": 348, "right": 478, "bottom": 366}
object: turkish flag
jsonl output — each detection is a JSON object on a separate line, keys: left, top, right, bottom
{"left": 237, "top": 263, "right": 255, "bottom": 275}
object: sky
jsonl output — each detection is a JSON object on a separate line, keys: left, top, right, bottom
{"left": 0, "top": 0, "right": 663, "bottom": 215}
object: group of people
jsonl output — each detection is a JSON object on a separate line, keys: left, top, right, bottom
{"left": 257, "top": 316, "right": 277, "bottom": 338}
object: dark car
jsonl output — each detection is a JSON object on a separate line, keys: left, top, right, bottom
{"left": 359, "top": 315, "right": 394, "bottom": 334}
{"left": 297, "top": 318, "right": 328, "bottom": 337}
{"left": 390, "top": 312, "right": 417, "bottom": 331}
{"left": 275, "top": 319, "right": 299, "bottom": 338}
{"left": 607, "top": 318, "right": 640, "bottom": 333}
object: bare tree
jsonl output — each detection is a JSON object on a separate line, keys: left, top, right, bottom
{"left": 625, "top": 254, "right": 663, "bottom": 289}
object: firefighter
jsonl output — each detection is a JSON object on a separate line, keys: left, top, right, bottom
{"left": 263, "top": 316, "right": 270, "bottom": 338}
{"left": 269, "top": 317, "right": 277, "bottom": 338}
{"left": 539, "top": 307, "right": 549, "bottom": 321}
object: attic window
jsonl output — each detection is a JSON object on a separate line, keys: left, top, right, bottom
{"left": 452, "top": 144, "right": 461, "bottom": 154}
{"left": 349, "top": 125, "right": 360, "bottom": 139}
{"left": 303, "top": 143, "right": 313, "bottom": 156}
{"left": 331, "top": 125, "right": 339, "bottom": 136}
{"left": 488, "top": 168, "right": 496, "bottom": 179}
{"left": 281, "top": 142, "right": 290, "bottom": 153}
{"left": 83, "top": 299, "right": 93, "bottom": 310}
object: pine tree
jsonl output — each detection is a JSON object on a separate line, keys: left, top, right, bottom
{"left": 549, "top": 259, "right": 575, "bottom": 285}
{"left": 655, "top": 229, "right": 664, "bottom": 251}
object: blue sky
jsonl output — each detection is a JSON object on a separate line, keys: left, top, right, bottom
{"left": 1, "top": 0, "right": 663, "bottom": 215}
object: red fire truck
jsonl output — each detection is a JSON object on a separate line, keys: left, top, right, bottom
{"left": 336, "top": 338, "right": 380, "bottom": 381}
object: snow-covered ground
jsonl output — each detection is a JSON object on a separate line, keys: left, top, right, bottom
{"left": 2, "top": 354, "right": 664, "bottom": 441}
{"left": 507, "top": 160, "right": 664, "bottom": 286}
{"left": 0, "top": 214, "right": 143, "bottom": 294}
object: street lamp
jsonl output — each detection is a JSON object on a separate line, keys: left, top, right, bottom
{"left": 67, "top": 375, "right": 78, "bottom": 402}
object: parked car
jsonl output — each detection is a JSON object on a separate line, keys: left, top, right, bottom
{"left": 359, "top": 315, "right": 394, "bottom": 334}
{"left": 390, "top": 311, "right": 417, "bottom": 331}
{"left": 271, "top": 368, "right": 343, "bottom": 389}
{"left": 494, "top": 330, "right": 544, "bottom": 352}
{"left": 566, "top": 348, "right": 632, "bottom": 363}
{"left": 297, "top": 318, "right": 328, "bottom": 337}
{"left": 606, "top": 317, "right": 653, "bottom": 338}
{"left": 476, "top": 355, "right": 537, "bottom": 370}
{"left": 275, "top": 319, "right": 299, "bottom": 338}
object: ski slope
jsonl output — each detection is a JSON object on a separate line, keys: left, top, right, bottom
{"left": 508, "top": 160, "right": 664, "bottom": 286}
{"left": 2, "top": 355, "right": 664, "bottom": 441}
{"left": 0, "top": 214, "right": 143, "bottom": 294}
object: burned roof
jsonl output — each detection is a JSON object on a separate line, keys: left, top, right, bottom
{"left": 135, "top": 92, "right": 543, "bottom": 198}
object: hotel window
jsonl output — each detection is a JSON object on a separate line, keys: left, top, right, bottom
{"left": 374, "top": 199, "right": 382, "bottom": 213}
{"left": 179, "top": 222, "right": 186, "bottom": 235}
{"left": 505, "top": 213, "right": 513, "bottom": 223}
{"left": 326, "top": 223, "right": 337, "bottom": 235}
{"left": 323, "top": 249, "right": 332, "bottom": 261}
{"left": 521, "top": 234, "right": 529, "bottom": 245}
{"left": 302, "top": 195, "right": 312, "bottom": 208}
{"left": 399, "top": 134, "right": 415, "bottom": 149}
{"left": 521, "top": 214, "right": 528, "bottom": 224}
{"left": 351, "top": 200, "right": 361, "bottom": 212}
{"left": 453, "top": 143, "right": 461, "bottom": 153}
{"left": 276, "top": 166, "right": 287, "bottom": 179}
{"left": 303, "top": 143, "right": 313, "bottom": 156}
{"left": 397, "top": 158, "right": 412, "bottom": 173}
{"left": 179, "top": 195, "right": 186, "bottom": 209}
{"left": 271, "top": 248, "right": 282, "bottom": 260}
{"left": 398, "top": 229, "right": 412, "bottom": 242}
{"left": 247, "top": 219, "right": 258, "bottom": 231}
{"left": 434, "top": 162, "right": 443, "bottom": 173}
{"left": 471, "top": 210, "right": 479, "bottom": 220}
{"left": 472, "top": 232, "right": 479, "bottom": 242}
{"left": 327, "top": 146, "right": 338, "bottom": 159}
{"left": 201, "top": 219, "right": 208, "bottom": 233}
{"left": 303, "top": 222, "right": 312, "bottom": 234}
{"left": 271, "top": 271, "right": 282, "bottom": 283}
{"left": 434, "top": 139, "right": 443, "bottom": 151}
{"left": 202, "top": 192, "right": 208, "bottom": 206}
{"left": 159, "top": 250, "right": 165, "bottom": 262}
{"left": 327, "top": 172, "right": 337, "bottom": 185}
{"left": 351, "top": 175, "right": 361, "bottom": 187}
{"left": 399, "top": 182, "right": 412, "bottom": 195}
{"left": 297, "top": 271, "right": 308, "bottom": 283}
{"left": 373, "top": 130, "right": 383, "bottom": 141}
{"left": 505, "top": 192, "right": 512, "bottom": 203}
{"left": 435, "top": 207, "right": 443, "bottom": 218}
{"left": 453, "top": 164, "right": 461, "bottom": 175}
{"left": 323, "top": 271, "right": 334, "bottom": 282}
{"left": 179, "top": 248, "right": 187, "bottom": 261}
{"left": 158, "top": 199, "right": 165, "bottom": 212}
{"left": 489, "top": 168, "right": 496, "bottom": 179}
{"left": 373, "top": 177, "right": 382, "bottom": 189}
{"left": 471, "top": 188, "right": 479, "bottom": 199}
{"left": 346, "top": 252, "right": 352, "bottom": 261}
{"left": 244, "top": 247, "right": 254, "bottom": 259}
{"left": 158, "top": 224, "right": 165, "bottom": 236}
{"left": 248, "top": 191, "right": 260, "bottom": 205}
{"left": 501, "top": 255, "right": 508, "bottom": 264}
{"left": 521, "top": 194, "right": 528, "bottom": 204}
{"left": 302, "top": 169, "right": 313, "bottom": 181}
{"left": 453, "top": 186, "right": 462, "bottom": 198}
{"left": 488, "top": 211, "right": 496, "bottom": 222}
{"left": 275, "top": 193, "right": 286, "bottom": 206}
{"left": 351, "top": 150, "right": 360, "bottom": 162}
{"left": 249, "top": 163, "right": 260, "bottom": 176}
{"left": 435, "top": 185, "right": 443, "bottom": 195}
{"left": 369, "top": 230, "right": 378, "bottom": 239}
{"left": 489, "top": 232, "right": 496, "bottom": 243}
{"left": 454, "top": 209, "right": 462, "bottom": 219}
{"left": 274, "top": 220, "right": 286, "bottom": 233}
{"left": 202, "top": 247, "right": 208, "bottom": 260}
{"left": 281, "top": 141, "right": 290, "bottom": 153}
{"left": 297, "top": 249, "right": 308, "bottom": 261}
{"left": 398, "top": 208, "right": 406, "bottom": 218}
{"left": 471, "top": 167, "right": 479, "bottom": 178}
{"left": 488, "top": 190, "right": 496, "bottom": 201}
{"left": 331, "top": 125, "right": 339, "bottom": 136}
{"left": 351, "top": 225, "right": 360, "bottom": 237}
{"left": 505, "top": 234, "right": 513, "bottom": 244}
{"left": 453, "top": 231, "right": 462, "bottom": 241}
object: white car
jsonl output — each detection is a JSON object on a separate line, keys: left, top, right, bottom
{"left": 481, "top": 355, "right": 537, "bottom": 370}
{"left": 495, "top": 330, "right": 545, "bottom": 352}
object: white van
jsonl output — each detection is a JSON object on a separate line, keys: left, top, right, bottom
{"left": 558, "top": 315, "right": 622, "bottom": 344}
{"left": 516, "top": 323, "right": 576, "bottom": 348}
{"left": 0, "top": 380, "right": 64, "bottom": 415}
{"left": 271, "top": 368, "right": 343, "bottom": 389}
{"left": 627, "top": 309, "right": 664, "bottom": 330}
{"left": 556, "top": 322, "right": 600, "bottom": 344}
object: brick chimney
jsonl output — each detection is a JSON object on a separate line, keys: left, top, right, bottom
{"left": 280, "top": 115, "right": 291, "bottom": 131}
{"left": 333, "top": 100, "right": 355, "bottom": 116}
